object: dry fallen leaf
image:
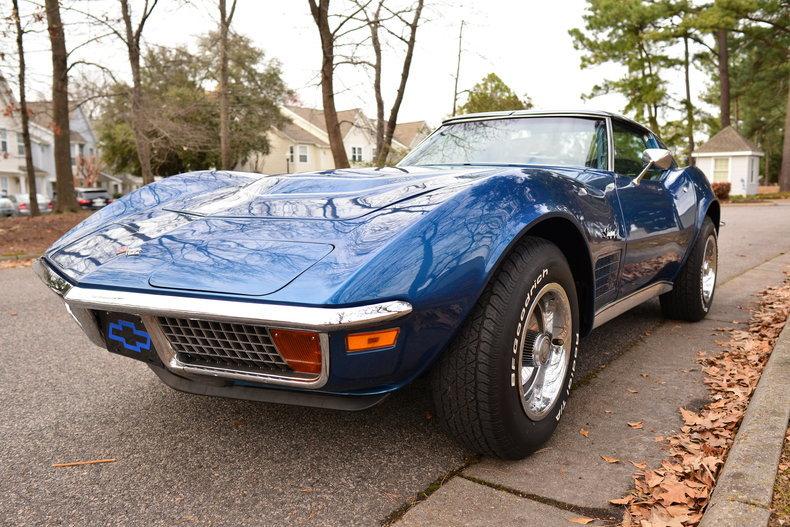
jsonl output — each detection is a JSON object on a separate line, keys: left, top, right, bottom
{"left": 569, "top": 517, "right": 595, "bottom": 525}
{"left": 627, "top": 388, "right": 639, "bottom": 394}
{"left": 601, "top": 455, "right": 620, "bottom": 464}
{"left": 579, "top": 427, "right": 589, "bottom": 438}
{"left": 616, "top": 278, "right": 790, "bottom": 527}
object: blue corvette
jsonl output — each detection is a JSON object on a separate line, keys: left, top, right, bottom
{"left": 36, "top": 110, "right": 719, "bottom": 459}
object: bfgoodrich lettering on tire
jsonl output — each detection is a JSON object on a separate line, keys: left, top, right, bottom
{"left": 431, "top": 236, "right": 579, "bottom": 459}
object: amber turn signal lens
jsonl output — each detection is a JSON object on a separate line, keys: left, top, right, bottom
{"left": 271, "top": 329, "right": 322, "bottom": 374}
{"left": 346, "top": 328, "right": 400, "bottom": 352}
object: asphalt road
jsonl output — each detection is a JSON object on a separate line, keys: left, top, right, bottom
{"left": 1, "top": 202, "right": 788, "bottom": 526}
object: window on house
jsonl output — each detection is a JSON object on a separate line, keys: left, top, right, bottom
{"left": 298, "top": 145, "right": 308, "bottom": 163}
{"left": 1, "top": 176, "right": 8, "bottom": 194}
{"left": 751, "top": 158, "right": 759, "bottom": 183}
{"left": 713, "top": 158, "right": 729, "bottom": 182}
{"left": 0, "top": 129, "right": 7, "bottom": 153}
{"left": 79, "top": 143, "right": 85, "bottom": 156}
{"left": 351, "top": 146, "right": 363, "bottom": 162}
{"left": 17, "top": 133, "right": 24, "bottom": 156}
{"left": 288, "top": 146, "right": 294, "bottom": 163}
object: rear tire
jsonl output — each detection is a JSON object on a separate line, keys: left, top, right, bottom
{"left": 660, "top": 217, "right": 717, "bottom": 321}
{"left": 431, "top": 237, "right": 579, "bottom": 459}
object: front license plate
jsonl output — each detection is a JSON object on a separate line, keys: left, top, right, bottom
{"left": 97, "top": 311, "right": 160, "bottom": 365}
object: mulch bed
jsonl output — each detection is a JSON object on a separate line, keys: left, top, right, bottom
{"left": 0, "top": 211, "right": 91, "bottom": 265}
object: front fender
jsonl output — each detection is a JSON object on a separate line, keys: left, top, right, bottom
{"left": 321, "top": 169, "right": 601, "bottom": 387}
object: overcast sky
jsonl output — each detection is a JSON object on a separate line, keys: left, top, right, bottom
{"left": 11, "top": 0, "right": 709, "bottom": 129}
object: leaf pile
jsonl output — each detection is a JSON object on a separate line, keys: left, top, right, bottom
{"left": 616, "top": 277, "right": 790, "bottom": 527}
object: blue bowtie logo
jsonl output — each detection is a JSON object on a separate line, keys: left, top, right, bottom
{"left": 107, "top": 320, "right": 152, "bottom": 353}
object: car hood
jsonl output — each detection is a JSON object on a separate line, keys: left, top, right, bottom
{"left": 161, "top": 166, "right": 473, "bottom": 220}
{"left": 46, "top": 166, "right": 503, "bottom": 297}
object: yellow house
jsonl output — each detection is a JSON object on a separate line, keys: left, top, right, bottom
{"left": 238, "top": 106, "right": 430, "bottom": 174}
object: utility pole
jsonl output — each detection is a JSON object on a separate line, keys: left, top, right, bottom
{"left": 451, "top": 20, "right": 464, "bottom": 117}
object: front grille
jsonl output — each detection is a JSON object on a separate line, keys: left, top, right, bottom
{"left": 158, "top": 317, "right": 291, "bottom": 373}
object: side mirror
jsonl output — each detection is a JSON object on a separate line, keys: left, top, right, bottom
{"left": 635, "top": 148, "right": 674, "bottom": 184}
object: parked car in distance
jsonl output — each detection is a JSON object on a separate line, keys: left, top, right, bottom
{"left": 36, "top": 110, "right": 719, "bottom": 460}
{"left": 10, "top": 193, "right": 53, "bottom": 215}
{"left": 0, "top": 195, "right": 14, "bottom": 217}
{"left": 75, "top": 187, "right": 113, "bottom": 210}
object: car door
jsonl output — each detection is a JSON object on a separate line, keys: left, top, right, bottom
{"left": 611, "top": 119, "right": 683, "bottom": 296}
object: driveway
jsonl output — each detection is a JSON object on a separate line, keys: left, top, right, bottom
{"left": 1, "top": 202, "right": 788, "bottom": 526}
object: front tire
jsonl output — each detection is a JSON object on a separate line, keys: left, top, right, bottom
{"left": 431, "top": 237, "right": 579, "bottom": 459}
{"left": 660, "top": 217, "right": 718, "bottom": 321}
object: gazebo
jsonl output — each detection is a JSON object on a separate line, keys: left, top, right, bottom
{"left": 692, "top": 126, "right": 763, "bottom": 196}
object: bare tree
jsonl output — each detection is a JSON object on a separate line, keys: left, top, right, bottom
{"left": 12, "top": 0, "right": 39, "bottom": 216}
{"left": 218, "top": 0, "right": 237, "bottom": 170}
{"left": 45, "top": 0, "right": 78, "bottom": 212}
{"left": 307, "top": 0, "right": 352, "bottom": 168}
{"left": 309, "top": 0, "right": 425, "bottom": 168}
{"left": 682, "top": 35, "right": 695, "bottom": 165}
{"left": 120, "top": 0, "right": 159, "bottom": 184}
{"left": 369, "top": 0, "right": 424, "bottom": 166}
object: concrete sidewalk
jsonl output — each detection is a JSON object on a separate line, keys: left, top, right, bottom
{"left": 394, "top": 252, "right": 790, "bottom": 526}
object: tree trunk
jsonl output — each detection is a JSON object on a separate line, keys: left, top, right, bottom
{"left": 45, "top": 0, "right": 78, "bottom": 213}
{"left": 370, "top": 2, "right": 384, "bottom": 161}
{"left": 779, "top": 77, "right": 790, "bottom": 192}
{"left": 308, "top": 0, "right": 350, "bottom": 169}
{"left": 120, "top": 0, "right": 154, "bottom": 184}
{"left": 717, "top": 28, "right": 731, "bottom": 128}
{"left": 375, "top": 0, "right": 424, "bottom": 167}
{"left": 683, "top": 35, "right": 695, "bottom": 165}
{"left": 218, "top": 0, "right": 236, "bottom": 170}
{"left": 14, "top": 0, "right": 39, "bottom": 216}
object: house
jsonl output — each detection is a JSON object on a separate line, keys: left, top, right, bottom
{"left": 0, "top": 78, "right": 54, "bottom": 199}
{"left": 237, "top": 105, "right": 430, "bottom": 174}
{"left": 0, "top": 75, "right": 108, "bottom": 200}
{"left": 392, "top": 120, "right": 432, "bottom": 153}
{"left": 26, "top": 100, "right": 103, "bottom": 196}
{"left": 692, "top": 126, "right": 764, "bottom": 196}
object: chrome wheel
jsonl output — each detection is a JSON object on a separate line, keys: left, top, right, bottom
{"left": 701, "top": 234, "right": 717, "bottom": 305}
{"left": 517, "top": 282, "right": 572, "bottom": 420}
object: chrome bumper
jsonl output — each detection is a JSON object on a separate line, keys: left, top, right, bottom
{"left": 34, "top": 258, "right": 412, "bottom": 389}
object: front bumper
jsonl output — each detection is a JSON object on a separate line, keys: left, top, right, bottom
{"left": 34, "top": 258, "right": 412, "bottom": 400}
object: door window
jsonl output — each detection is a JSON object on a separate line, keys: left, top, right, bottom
{"left": 612, "top": 121, "right": 662, "bottom": 180}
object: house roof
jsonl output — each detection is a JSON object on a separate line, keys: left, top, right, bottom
{"left": 393, "top": 120, "right": 429, "bottom": 148}
{"left": 276, "top": 120, "right": 329, "bottom": 147}
{"left": 695, "top": 125, "right": 762, "bottom": 154}
{"left": 26, "top": 101, "right": 89, "bottom": 143}
{"left": 285, "top": 105, "right": 370, "bottom": 138}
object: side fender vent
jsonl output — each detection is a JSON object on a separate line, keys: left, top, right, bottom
{"left": 594, "top": 251, "right": 621, "bottom": 306}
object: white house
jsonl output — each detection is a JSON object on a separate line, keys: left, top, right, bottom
{"left": 692, "top": 126, "right": 763, "bottom": 196}
{"left": 237, "top": 105, "right": 431, "bottom": 174}
{"left": 0, "top": 75, "right": 107, "bottom": 199}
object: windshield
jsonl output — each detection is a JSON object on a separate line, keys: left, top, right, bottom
{"left": 400, "top": 116, "right": 608, "bottom": 170}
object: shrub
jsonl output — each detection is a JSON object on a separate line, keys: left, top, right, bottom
{"left": 712, "top": 182, "right": 731, "bottom": 201}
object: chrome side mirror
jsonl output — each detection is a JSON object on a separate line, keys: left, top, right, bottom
{"left": 635, "top": 148, "right": 674, "bottom": 184}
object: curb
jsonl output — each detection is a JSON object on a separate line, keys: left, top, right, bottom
{"left": 700, "top": 320, "right": 790, "bottom": 527}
